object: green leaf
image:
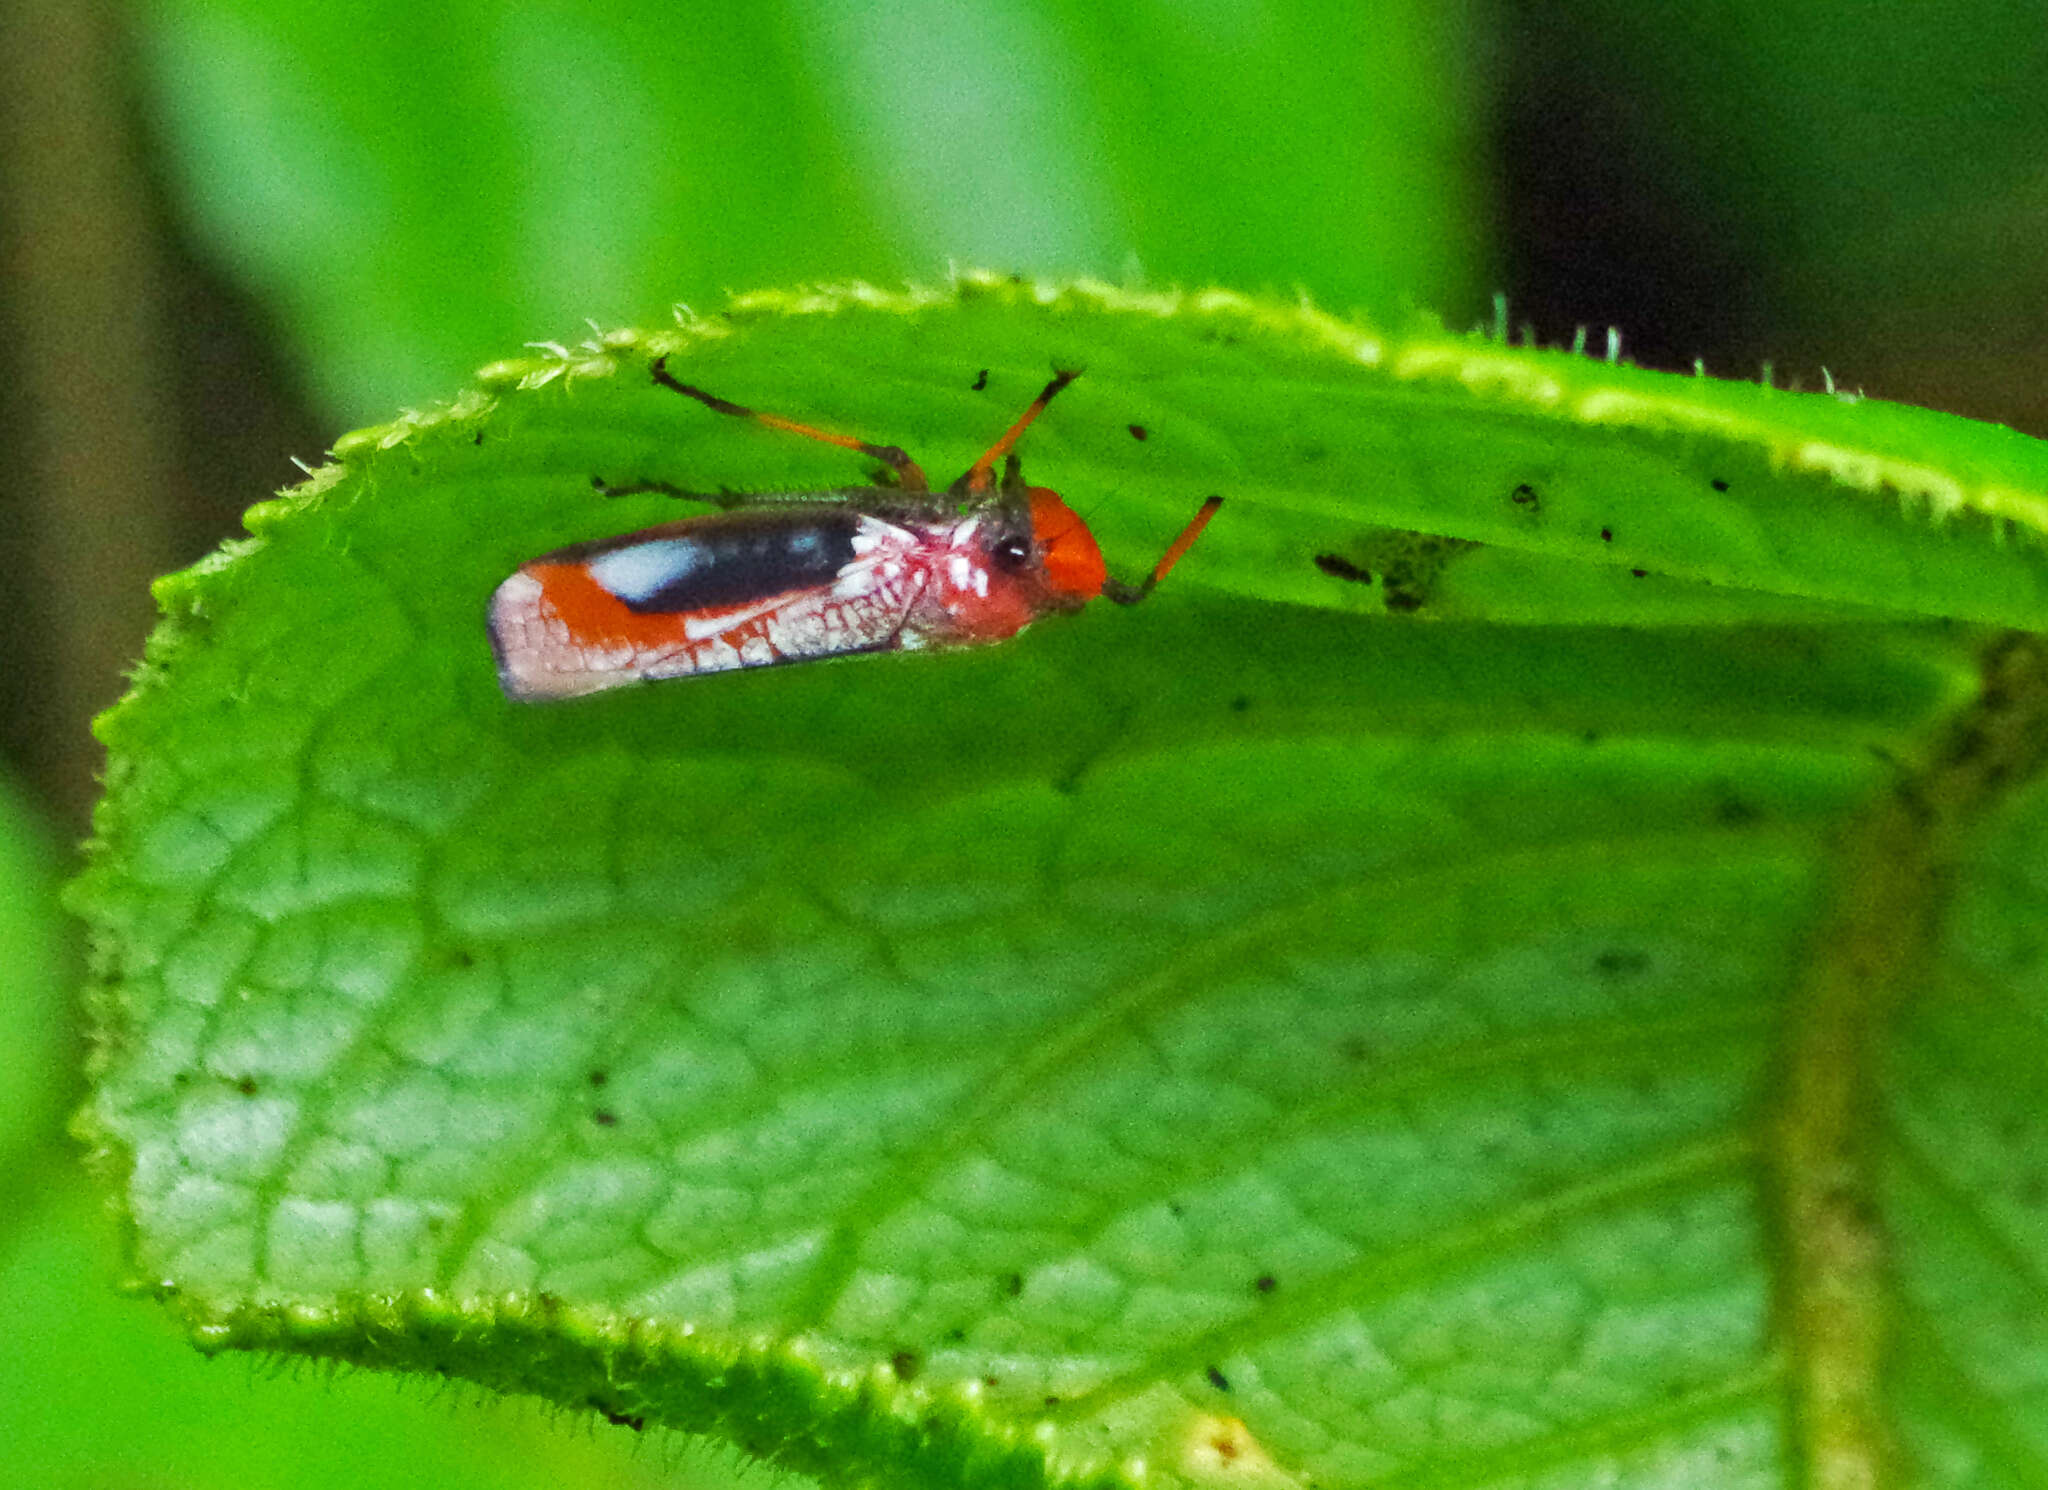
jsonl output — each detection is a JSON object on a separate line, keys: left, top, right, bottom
{"left": 74, "top": 280, "right": 2048, "bottom": 1488}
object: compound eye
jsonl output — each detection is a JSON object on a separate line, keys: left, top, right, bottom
{"left": 990, "top": 533, "right": 1033, "bottom": 570}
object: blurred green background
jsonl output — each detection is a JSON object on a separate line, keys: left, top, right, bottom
{"left": 3, "top": 1, "right": 2045, "bottom": 1484}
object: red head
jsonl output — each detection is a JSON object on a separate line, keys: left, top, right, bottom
{"left": 960, "top": 370, "right": 1220, "bottom": 608}
{"left": 1028, "top": 487, "right": 1224, "bottom": 608}
{"left": 1027, "top": 487, "right": 1109, "bottom": 601}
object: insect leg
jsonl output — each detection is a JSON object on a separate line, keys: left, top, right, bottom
{"left": 1102, "top": 496, "right": 1224, "bottom": 605}
{"left": 649, "top": 356, "right": 930, "bottom": 492}
{"left": 590, "top": 475, "right": 722, "bottom": 501}
{"left": 955, "top": 369, "right": 1079, "bottom": 495}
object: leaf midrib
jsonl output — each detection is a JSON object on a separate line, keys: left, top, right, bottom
{"left": 1771, "top": 632, "right": 2048, "bottom": 1490}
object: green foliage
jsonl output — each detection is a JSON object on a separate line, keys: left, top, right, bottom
{"left": 1554, "top": 0, "right": 2048, "bottom": 333}
{"left": 132, "top": 0, "right": 1481, "bottom": 419}
{"left": 72, "top": 282, "right": 2048, "bottom": 1487}
{"left": 0, "top": 778, "right": 64, "bottom": 1182}
{"left": 0, "top": 1187, "right": 760, "bottom": 1490}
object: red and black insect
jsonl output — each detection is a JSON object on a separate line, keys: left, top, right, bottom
{"left": 488, "top": 360, "right": 1221, "bottom": 702}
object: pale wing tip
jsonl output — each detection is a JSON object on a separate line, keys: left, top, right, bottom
{"left": 486, "top": 570, "right": 611, "bottom": 703}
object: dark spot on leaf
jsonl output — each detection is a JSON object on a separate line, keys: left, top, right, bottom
{"left": 1230, "top": 695, "right": 1251, "bottom": 714}
{"left": 1255, "top": 1274, "right": 1277, "bottom": 1294}
{"left": 1127, "top": 423, "right": 1148, "bottom": 441}
{"left": 1000, "top": 1271, "right": 1024, "bottom": 1298}
{"left": 1711, "top": 478, "right": 1730, "bottom": 492}
{"left": 1631, "top": 568, "right": 1647, "bottom": 578}
{"left": 1948, "top": 725, "right": 1989, "bottom": 765}
{"left": 1206, "top": 1365, "right": 1231, "bottom": 1391}
{"left": 590, "top": 1109, "right": 618, "bottom": 1127}
{"left": 1044, "top": 1395, "right": 1061, "bottom": 1408}
{"left": 971, "top": 368, "right": 989, "bottom": 391}
{"left": 1582, "top": 729, "right": 1603, "bottom": 745}
{"left": 1314, "top": 553, "right": 1371, "bottom": 584}
{"left": 983, "top": 1374, "right": 1000, "bottom": 1388}
{"left": 1600, "top": 527, "right": 1614, "bottom": 542}
{"left": 944, "top": 1326, "right": 965, "bottom": 1342}
{"left": 1892, "top": 778, "right": 1935, "bottom": 827}
{"left": 1339, "top": 527, "right": 1484, "bottom": 613}
{"left": 588, "top": 1069, "right": 608, "bottom": 1087}
{"left": 235, "top": 1077, "right": 258, "bottom": 1096}
{"left": 472, "top": 430, "right": 485, "bottom": 446}
{"left": 1167, "top": 1201, "right": 1186, "bottom": 1218}
{"left": 1594, "top": 950, "right": 1649, "bottom": 976}
{"left": 594, "top": 1403, "right": 645, "bottom": 1432}
{"left": 1716, "top": 796, "right": 1761, "bottom": 826}
{"left": 1338, "top": 1034, "right": 1370, "bottom": 1062}
{"left": 891, "top": 1350, "right": 921, "bottom": 1381}
{"left": 1510, "top": 482, "right": 1539, "bottom": 509}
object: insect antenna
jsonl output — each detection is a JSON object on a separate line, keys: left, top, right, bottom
{"left": 649, "top": 355, "right": 930, "bottom": 492}
{"left": 1102, "top": 496, "right": 1225, "bottom": 605}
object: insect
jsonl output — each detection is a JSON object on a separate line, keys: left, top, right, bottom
{"left": 488, "top": 359, "right": 1222, "bottom": 701}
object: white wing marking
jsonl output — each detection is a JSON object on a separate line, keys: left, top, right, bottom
{"left": 681, "top": 594, "right": 791, "bottom": 641}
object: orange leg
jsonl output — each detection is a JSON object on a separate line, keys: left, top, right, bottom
{"left": 955, "top": 370, "right": 1080, "bottom": 495}
{"left": 1103, "top": 496, "right": 1225, "bottom": 605}
{"left": 650, "top": 355, "right": 930, "bottom": 492}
